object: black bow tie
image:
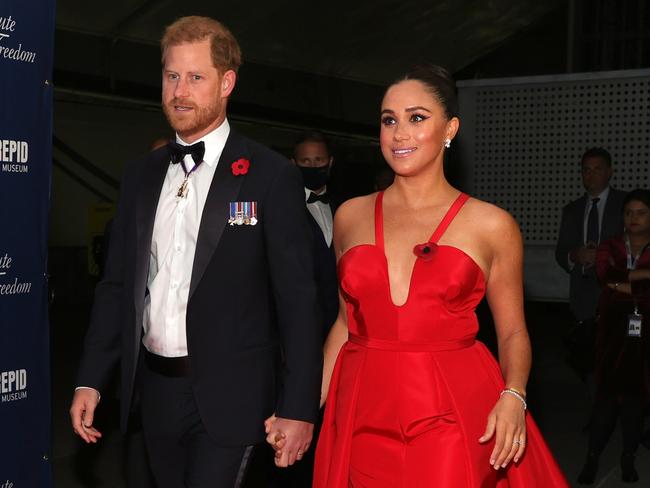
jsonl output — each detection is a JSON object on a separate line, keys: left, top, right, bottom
{"left": 168, "top": 141, "right": 205, "bottom": 166}
{"left": 307, "top": 191, "right": 329, "bottom": 204}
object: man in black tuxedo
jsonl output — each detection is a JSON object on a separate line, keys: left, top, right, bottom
{"left": 69, "top": 16, "right": 322, "bottom": 487}
{"left": 556, "top": 147, "right": 626, "bottom": 378}
{"left": 292, "top": 132, "right": 340, "bottom": 336}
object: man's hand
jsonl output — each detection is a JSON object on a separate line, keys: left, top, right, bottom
{"left": 70, "top": 388, "right": 102, "bottom": 443}
{"left": 574, "top": 244, "right": 597, "bottom": 268}
{"left": 265, "top": 417, "right": 313, "bottom": 468}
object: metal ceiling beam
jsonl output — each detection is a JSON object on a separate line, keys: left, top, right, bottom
{"left": 53, "top": 86, "right": 379, "bottom": 143}
{"left": 108, "top": 0, "right": 171, "bottom": 91}
{"left": 109, "top": 0, "right": 170, "bottom": 41}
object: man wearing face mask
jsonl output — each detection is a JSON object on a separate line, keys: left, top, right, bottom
{"left": 294, "top": 133, "right": 335, "bottom": 242}
{"left": 292, "top": 132, "right": 339, "bottom": 338}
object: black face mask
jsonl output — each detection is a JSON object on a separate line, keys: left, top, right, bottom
{"left": 299, "top": 165, "right": 330, "bottom": 190}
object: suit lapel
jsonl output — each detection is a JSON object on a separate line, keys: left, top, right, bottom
{"left": 576, "top": 194, "right": 588, "bottom": 242}
{"left": 134, "top": 152, "right": 169, "bottom": 318}
{"left": 601, "top": 189, "right": 619, "bottom": 239}
{"left": 189, "top": 131, "right": 248, "bottom": 299}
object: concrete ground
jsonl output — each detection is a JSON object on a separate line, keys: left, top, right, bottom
{"left": 51, "top": 300, "right": 650, "bottom": 487}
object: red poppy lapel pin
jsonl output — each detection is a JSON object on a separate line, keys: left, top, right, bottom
{"left": 413, "top": 242, "right": 437, "bottom": 261}
{"left": 231, "top": 158, "right": 250, "bottom": 176}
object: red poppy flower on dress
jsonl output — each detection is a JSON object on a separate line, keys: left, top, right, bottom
{"left": 413, "top": 242, "right": 437, "bottom": 261}
{"left": 231, "top": 158, "right": 250, "bottom": 176}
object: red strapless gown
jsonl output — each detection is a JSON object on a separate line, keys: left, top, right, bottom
{"left": 313, "top": 192, "right": 568, "bottom": 487}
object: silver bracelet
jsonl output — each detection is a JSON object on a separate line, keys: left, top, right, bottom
{"left": 500, "top": 388, "right": 527, "bottom": 410}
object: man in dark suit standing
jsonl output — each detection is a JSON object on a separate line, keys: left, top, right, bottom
{"left": 556, "top": 147, "right": 626, "bottom": 378}
{"left": 292, "top": 132, "right": 340, "bottom": 336}
{"left": 69, "top": 16, "right": 322, "bottom": 487}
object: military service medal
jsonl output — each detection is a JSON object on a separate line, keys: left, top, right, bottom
{"left": 229, "top": 201, "right": 258, "bottom": 226}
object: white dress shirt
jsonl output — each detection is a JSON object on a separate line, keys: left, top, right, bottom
{"left": 305, "top": 187, "right": 333, "bottom": 247}
{"left": 142, "top": 120, "right": 230, "bottom": 357}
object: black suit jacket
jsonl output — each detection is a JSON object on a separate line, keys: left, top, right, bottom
{"left": 555, "top": 188, "right": 626, "bottom": 321}
{"left": 77, "top": 130, "right": 323, "bottom": 445}
{"left": 306, "top": 198, "right": 340, "bottom": 337}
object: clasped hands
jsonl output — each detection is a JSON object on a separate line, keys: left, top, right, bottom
{"left": 572, "top": 243, "right": 598, "bottom": 269}
{"left": 264, "top": 415, "right": 314, "bottom": 467}
{"left": 606, "top": 268, "right": 650, "bottom": 294}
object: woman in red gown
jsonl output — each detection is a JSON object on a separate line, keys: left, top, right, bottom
{"left": 269, "top": 65, "right": 568, "bottom": 486}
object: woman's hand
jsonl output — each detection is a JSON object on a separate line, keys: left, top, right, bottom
{"left": 607, "top": 282, "right": 632, "bottom": 294}
{"left": 479, "top": 393, "right": 527, "bottom": 469}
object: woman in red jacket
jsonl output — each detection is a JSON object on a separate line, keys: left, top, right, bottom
{"left": 578, "top": 188, "right": 650, "bottom": 484}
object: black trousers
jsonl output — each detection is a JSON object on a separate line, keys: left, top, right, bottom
{"left": 587, "top": 394, "right": 645, "bottom": 456}
{"left": 124, "top": 414, "right": 156, "bottom": 488}
{"left": 566, "top": 318, "right": 597, "bottom": 381}
{"left": 139, "top": 356, "right": 253, "bottom": 488}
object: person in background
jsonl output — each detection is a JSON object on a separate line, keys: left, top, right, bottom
{"left": 291, "top": 131, "right": 340, "bottom": 337}
{"left": 577, "top": 189, "right": 650, "bottom": 485}
{"left": 556, "top": 148, "right": 626, "bottom": 381}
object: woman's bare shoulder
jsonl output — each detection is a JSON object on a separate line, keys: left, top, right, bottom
{"left": 463, "top": 196, "right": 520, "bottom": 234}
{"left": 333, "top": 194, "right": 378, "bottom": 253}
{"left": 335, "top": 194, "right": 377, "bottom": 227}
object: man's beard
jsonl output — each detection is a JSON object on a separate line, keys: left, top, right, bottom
{"left": 163, "top": 97, "right": 221, "bottom": 139}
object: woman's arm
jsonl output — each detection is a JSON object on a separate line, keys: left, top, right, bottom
{"left": 629, "top": 268, "right": 650, "bottom": 297}
{"left": 596, "top": 239, "right": 629, "bottom": 285}
{"left": 266, "top": 198, "right": 357, "bottom": 452}
{"left": 319, "top": 199, "right": 363, "bottom": 406}
{"left": 485, "top": 210, "right": 530, "bottom": 398}
{"left": 479, "top": 208, "right": 530, "bottom": 470}
{"left": 320, "top": 295, "right": 349, "bottom": 406}
{"left": 629, "top": 268, "right": 650, "bottom": 281}
{"left": 598, "top": 240, "right": 650, "bottom": 295}
{"left": 606, "top": 282, "right": 632, "bottom": 295}
{"left": 603, "top": 267, "right": 650, "bottom": 295}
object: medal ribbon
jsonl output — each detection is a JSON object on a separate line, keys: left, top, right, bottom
{"left": 177, "top": 158, "right": 203, "bottom": 198}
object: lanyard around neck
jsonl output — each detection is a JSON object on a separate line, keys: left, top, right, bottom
{"left": 625, "top": 234, "right": 650, "bottom": 270}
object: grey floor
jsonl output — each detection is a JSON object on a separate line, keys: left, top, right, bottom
{"left": 51, "top": 301, "right": 650, "bottom": 487}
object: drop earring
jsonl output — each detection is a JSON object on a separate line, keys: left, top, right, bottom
{"left": 444, "top": 138, "right": 451, "bottom": 148}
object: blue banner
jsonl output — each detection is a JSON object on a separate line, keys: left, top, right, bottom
{"left": 0, "top": 1, "right": 55, "bottom": 486}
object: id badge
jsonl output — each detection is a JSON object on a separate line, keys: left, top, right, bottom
{"left": 627, "top": 312, "right": 643, "bottom": 338}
